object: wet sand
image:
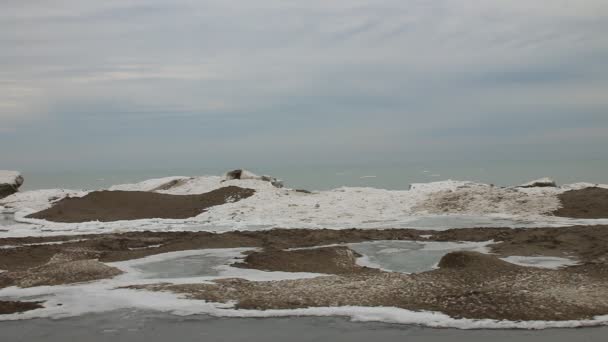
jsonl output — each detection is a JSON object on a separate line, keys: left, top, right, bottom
{"left": 25, "top": 186, "right": 255, "bottom": 222}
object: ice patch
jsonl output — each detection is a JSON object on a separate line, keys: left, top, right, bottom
{"left": 0, "top": 239, "right": 88, "bottom": 249}
{"left": 108, "top": 248, "right": 324, "bottom": 283}
{"left": 349, "top": 240, "right": 492, "bottom": 273}
{"left": 0, "top": 188, "right": 88, "bottom": 213}
{"left": 500, "top": 256, "right": 579, "bottom": 269}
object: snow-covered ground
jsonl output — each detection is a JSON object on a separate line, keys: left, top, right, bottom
{"left": 0, "top": 171, "right": 23, "bottom": 186}
{"left": 1, "top": 174, "right": 608, "bottom": 237}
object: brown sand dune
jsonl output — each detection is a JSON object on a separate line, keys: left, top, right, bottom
{"left": 554, "top": 187, "right": 608, "bottom": 219}
{"left": 26, "top": 186, "right": 255, "bottom": 223}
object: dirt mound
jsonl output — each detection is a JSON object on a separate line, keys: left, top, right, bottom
{"left": 26, "top": 186, "right": 255, "bottom": 223}
{"left": 236, "top": 246, "right": 380, "bottom": 274}
{"left": 0, "top": 300, "right": 42, "bottom": 315}
{"left": 0, "top": 260, "right": 122, "bottom": 287}
{"left": 437, "top": 251, "right": 520, "bottom": 271}
{"left": 1, "top": 258, "right": 122, "bottom": 288}
{"left": 554, "top": 187, "right": 608, "bottom": 219}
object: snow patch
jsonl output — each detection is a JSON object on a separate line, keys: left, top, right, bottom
{"left": 0, "top": 171, "right": 23, "bottom": 186}
{"left": 500, "top": 255, "right": 579, "bottom": 269}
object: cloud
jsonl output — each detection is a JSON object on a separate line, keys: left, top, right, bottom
{"left": 1, "top": 0, "right": 607, "bottom": 168}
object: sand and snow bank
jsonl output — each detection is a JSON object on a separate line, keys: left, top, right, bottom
{"left": 1, "top": 227, "right": 607, "bottom": 328}
{"left": 0, "top": 171, "right": 24, "bottom": 200}
{"left": 1, "top": 173, "right": 608, "bottom": 236}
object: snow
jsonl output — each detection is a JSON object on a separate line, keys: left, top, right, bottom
{"left": 0, "top": 247, "right": 326, "bottom": 322}
{"left": 0, "top": 239, "right": 89, "bottom": 249}
{"left": 500, "top": 255, "right": 579, "bottom": 269}
{"left": 108, "top": 176, "right": 191, "bottom": 192}
{"left": 0, "top": 188, "right": 87, "bottom": 213}
{"left": 0, "top": 170, "right": 22, "bottom": 186}
{"left": 519, "top": 177, "right": 557, "bottom": 188}
{"left": 1, "top": 174, "right": 608, "bottom": 237}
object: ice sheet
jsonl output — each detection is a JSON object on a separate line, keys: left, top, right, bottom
{"left": 500, "top": 256, "right": 579, "bottom": 269}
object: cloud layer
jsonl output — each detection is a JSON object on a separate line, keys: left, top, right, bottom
{"left": 1, "top": 0, "right": 607, "bottom": 169}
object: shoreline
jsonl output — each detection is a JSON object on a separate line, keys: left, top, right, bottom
{"left": 1, "top": 174, "right": 608, "bottom": 327}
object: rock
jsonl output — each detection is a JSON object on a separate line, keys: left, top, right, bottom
{"left": 518, "top": 177, "right": 557, "bottom": 188}
{"left": 223, "top": 169, "right": 284, "bottom": 188}
{"left": 0, "top": 171, "right": 24, "bottom": 199}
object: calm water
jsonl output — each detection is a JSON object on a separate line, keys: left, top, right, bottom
{"left": 1, "top": 310, "right": 607, "bottom": 342}
{"left": 18, "top": 160, "right": 608, "bottom": 191}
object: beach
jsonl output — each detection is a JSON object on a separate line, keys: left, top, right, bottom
{"left": 1, "top": 171, "right": 608, "bottom": 330}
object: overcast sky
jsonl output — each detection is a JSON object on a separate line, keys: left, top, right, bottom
{"left": 2, "top": 0, "right": 608, "bottom": 171}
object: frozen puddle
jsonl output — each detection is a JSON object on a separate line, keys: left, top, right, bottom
{"left": 126, "top": 251, "right": 239, "bottom": 279}
{"left": 107, "top": 248, "right": 324, "bottom": 283}
{"left": 347, "top": 240, "right": 579, "bottom": 272}
{"left": 348, "top": 240, "right": 491, "bottom": 273}
{"left": 0, "top": 211, "right": 18, "bottom": 227}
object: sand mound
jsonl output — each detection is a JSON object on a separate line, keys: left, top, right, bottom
{"left": 1, "top": 259, "right": 122, "bottom": 288}
{"left": 236, "top": 246, "right": 380, "bottom": 274}
{"left": 26, "top": 186, "right": 255, "bottom": 223}
{"left": 437, "top": 251, "right": 520, "bottom": 271}
{"left": 554, "top": 187, "right": 608, "bottom": 219}
{"left": 413, "top": 184, "right": 561, "bottom": 216}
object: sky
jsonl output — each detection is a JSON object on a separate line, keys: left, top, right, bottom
{"left": 1, "top": 0, "right": 608, "bottom": 171}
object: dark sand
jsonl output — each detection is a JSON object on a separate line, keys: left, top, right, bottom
{"left": 554, "top": 187, "right": 608, "bottom": 219}
{"left": 0, "top": 300, "right": 43, "bottom": 315}
{"left": 25, "top": 186, "right": 255, "bottom": 222}
{"left": 234, "top": 246, "right": 381, "bottom": 274}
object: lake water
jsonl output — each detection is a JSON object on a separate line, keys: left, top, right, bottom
{"left": 1, "top": 310, "right": 607, "bottom": 342}
{"left": 17, "top": 160, "right": 608, "bottom": 191}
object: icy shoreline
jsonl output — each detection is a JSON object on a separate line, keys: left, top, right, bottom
{"left": 2, "top": 173, "right": 608, "bottom": 237}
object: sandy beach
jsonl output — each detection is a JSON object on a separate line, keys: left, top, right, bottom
{"left": 1, "top": 174, "right": 608, "bottom": 329}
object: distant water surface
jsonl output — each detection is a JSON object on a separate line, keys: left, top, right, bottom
{"left": 19, "top": 160, "right": 608, "bottom": 191}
